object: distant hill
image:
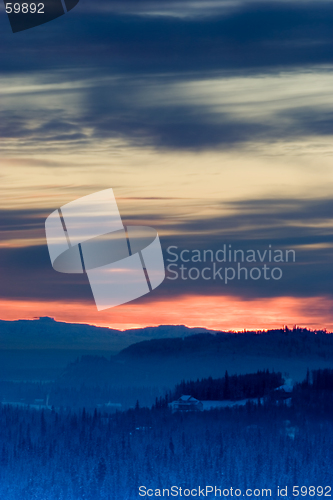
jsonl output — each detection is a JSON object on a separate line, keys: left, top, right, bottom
{"left": 0, "top": 317, "right": 214, "bottom": 351}
{"left": 0, "top": 318, "right": 216, "bottom": 380}
{"left": 60, "top": 328, "right": 333, "bottom": 387}
{"left": 119, "top": 328, "right": 332, "bottom": 359}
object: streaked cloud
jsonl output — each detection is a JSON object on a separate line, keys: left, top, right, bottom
{"left": 1, "top": 69, "right": 332, "bottom": 151}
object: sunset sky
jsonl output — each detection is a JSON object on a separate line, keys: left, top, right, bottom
{"left": 0, "top": 0, "right": 332, "bottom": 331}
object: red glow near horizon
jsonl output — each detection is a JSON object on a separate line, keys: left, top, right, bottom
{"left": 0, "top": 295, "right": 331, "bottom": 332}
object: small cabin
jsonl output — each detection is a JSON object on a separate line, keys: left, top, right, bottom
{"left": 170, "top": 395, "right": 203, "bottom": 412}
{"left": 265, "top": 384, "right": 293, "bottom": 405}
{"left": 274, "top": 384, "right": 293, "bottom": 399}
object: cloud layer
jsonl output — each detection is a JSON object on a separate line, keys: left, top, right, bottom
{"left": 0, "top": 196, "right": 331, "bottom": 303}
{"left": 0, "top": 0, "right": 332, "bottom": 327}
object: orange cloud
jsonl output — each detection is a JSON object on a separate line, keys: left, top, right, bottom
{"left": 0, "top": 295, "right": 331, "bottom": 332}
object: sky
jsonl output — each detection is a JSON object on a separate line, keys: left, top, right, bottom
{"left": 0, "top": 0, "right": 332, "bottom": 331}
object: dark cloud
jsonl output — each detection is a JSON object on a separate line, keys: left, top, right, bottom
{"left": 0, "top": 244, "right": 93, "bottom": 302}
{"left": 0, "top": 197, "right": 331, "bottom": 303}
{"left": 84, "top": 101, "right": 333, "bottom": 150}
{"left": 0, "top": 208, "right": 47, "bottom": 232}
{"left": 0, "top": 2, "right": 332, "bottom": 74}
{"left": 1, "top": 2, "right": 332, "bottom": 149}
{"left": 157, "top": 198, "right": 333, "bottom": 299}
{"left": 1, "top": 79, "right": 332, "bottom": 150}
{"left": 86, "top": 107, "right": 271, "bottom": 150}
{"left": 277, "top": 107, "right": 333, "bottom": 137}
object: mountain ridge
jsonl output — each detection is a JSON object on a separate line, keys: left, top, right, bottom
{"left": 0, "top": 317, "right": 217, "bottom": 351}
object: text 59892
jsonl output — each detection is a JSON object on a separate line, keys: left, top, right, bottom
{"left": 5, "top": 3, "right": 45, "bottom": 14}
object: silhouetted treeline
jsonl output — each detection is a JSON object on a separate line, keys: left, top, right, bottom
{"left": 171, "top": 370, "right": 283, "bottom": 401}
{"left": 0, "top": 385, "right": 332, "bottom": 499}
{"left": 120, "top": 328, "right": 333, "bottom": 360}
{"left": 0, "top": 370, "right": 332, "bottom": 498}
{"left": 0, "top": 380, "right": 162, "bottom": 411}
{"left": 292, "top": 369, "right": 333, "bottom": 416}
{"left": 311, "top": 368, "right": 333, "bottom": 390}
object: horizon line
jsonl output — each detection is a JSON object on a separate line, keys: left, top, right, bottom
{"left": 1, "top": 315, "right": 331, "bottom": 335}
